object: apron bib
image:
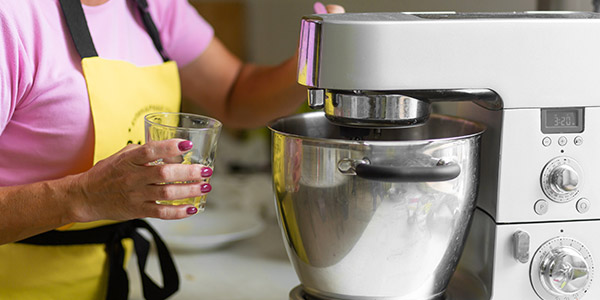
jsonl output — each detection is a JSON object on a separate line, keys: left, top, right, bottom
{"left": 0, "top": 0, "right": 181, "bottom": 299}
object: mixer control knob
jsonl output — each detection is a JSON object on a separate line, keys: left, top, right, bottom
{"left": 551, "top": 165, "right": 579, "bottom": 192}
{"left": 513, "top": 230, "right": 530, "bottom": 263}
{"left": 540, "top": 247, "right": 590, "bottom": 296}
{"left": 531, "top": 237, "right": 594, "bottom": 300}
{"left": 541, "top": 157, "right": 583, "bottom": 203}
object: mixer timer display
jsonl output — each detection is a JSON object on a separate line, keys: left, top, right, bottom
{"left": 530, "top": 237, "right": 594, "bottom": 300}
{"left": 541, "top": 108, "right": 584, "bottom": 134}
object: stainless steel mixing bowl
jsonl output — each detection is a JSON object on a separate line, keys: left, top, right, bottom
{"left": 269, "top": 112, "right": 484, "bottom": 300}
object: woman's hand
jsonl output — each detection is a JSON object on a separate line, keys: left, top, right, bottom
{"left": 70, "top": 139, "right": 212, "bottom": 222}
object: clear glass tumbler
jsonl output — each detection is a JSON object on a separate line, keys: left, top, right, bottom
{"left": 144, "top": 112, "right": 222, "bottom": 211}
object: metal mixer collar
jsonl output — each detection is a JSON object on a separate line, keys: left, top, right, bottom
{"left": 307, "top": 88, "right": 501, "bottom": 128}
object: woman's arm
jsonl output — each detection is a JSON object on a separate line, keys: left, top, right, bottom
{"left": 0, "top": 139, "right": 209, "bottom": 244}
{"left": 179, "top": 38, "right": 302, "bottom": 129}
{"left": 0, "top": 176, "right": 77, "bottom": 244}
{"left": 179, "top": 5, "right": 344, "bottom": 129}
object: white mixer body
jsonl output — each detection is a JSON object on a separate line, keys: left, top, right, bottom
{"left": 295, "top": 11, "right": 600, "bottom": 300}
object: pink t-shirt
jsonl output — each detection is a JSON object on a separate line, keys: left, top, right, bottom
{"left": 0, "top": 0, "right": 213, "bottom": 186}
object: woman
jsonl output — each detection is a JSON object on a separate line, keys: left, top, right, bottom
{"left": 0, "top": 0, "right": 343, "bottom": 299}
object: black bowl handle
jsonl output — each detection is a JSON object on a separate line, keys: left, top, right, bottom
{"left": 352, "top": 161, "right": 461, "bottom": 182}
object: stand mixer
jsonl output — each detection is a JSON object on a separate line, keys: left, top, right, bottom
{"left": 282, "top": 11, "right": 600, "bottom": 300}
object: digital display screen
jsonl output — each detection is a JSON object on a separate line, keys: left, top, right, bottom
{"left": 545, "top": 111, "right": 578, "bottom": 128}
{"left": 541, "top": 108, "right": 584, "bottom": 134}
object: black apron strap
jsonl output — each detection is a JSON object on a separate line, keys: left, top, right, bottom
{"left": 59, "top": 0, "right": 170, "bottom": 61}
{"left": 133, "top": 0, "right": 171, "bottom": 62}
{"left": 17, "top": 219, "right": 179, "bottom": 300}
{"left": 131, "top": 220, "right": 179, "bottom": 299}
{"left": 59, "top": 0, "right": 98, "bottom": 59}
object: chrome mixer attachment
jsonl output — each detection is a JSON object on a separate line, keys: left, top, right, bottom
{"left": 307, "top": 88, "right": 501, "bottom": 127}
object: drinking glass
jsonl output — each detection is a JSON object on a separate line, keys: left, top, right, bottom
{"left": 144, "top": 112, "right": 222, "bottom": 211}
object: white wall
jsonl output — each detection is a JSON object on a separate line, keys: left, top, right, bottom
{"left": 243, "top": 0, "right": 538, "bottom": 64}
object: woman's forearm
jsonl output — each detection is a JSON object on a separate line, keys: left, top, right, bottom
{"left": 204, "top": 4, "right": 345, "bottom": 128}
{"left": 224, "top": 54, "right": 306, "bottom": 128}
{"left": 179, "top": 40, "right": 306, "bottom": 129}
{"left": 180, "top": 6, "right": 346, "bottom": 129}
{"left": 0, "top": 140, "right": 214, "bottom": 245}
{"left": 0, "top": 175, "right": 80, "bottom": 244}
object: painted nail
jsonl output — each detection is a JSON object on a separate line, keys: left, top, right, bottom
{"left": 313, "top": 2, "right": 327, "bottom": 14}
{"left": 187, "top": 206, "right": 198, "bottom": 215}
{"left": 201, "top": 167, "right": 213, "bottom": 178}
{"left": 200, "top": 183, "right": 212, "bottom": 193}
{"left": 178, "top": 140, "right": 193, "bottom": 152}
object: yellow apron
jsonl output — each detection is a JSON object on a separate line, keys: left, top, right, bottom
{"left": 0, "top": 0, "right": 181, "bottom": 299}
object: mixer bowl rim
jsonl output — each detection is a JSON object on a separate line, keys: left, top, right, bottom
{"left": 268, "top": 111, "right": 486, "bottom": 145}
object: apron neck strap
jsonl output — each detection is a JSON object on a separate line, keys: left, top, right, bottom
{"left": 59, "top": 0, "right": 98, "bottom": 59}
{"left": 133, "top": 0, "right": 170, "bottom": 62}
{"left": 59, "top": 0, "right": 170, "bottom": 62}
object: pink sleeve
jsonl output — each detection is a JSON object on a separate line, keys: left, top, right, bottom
{"left": 0, "top": 9, "right": 32, "bottom": 135}
{"left": 148, "top": 0, "right": 215, "bottom": 67}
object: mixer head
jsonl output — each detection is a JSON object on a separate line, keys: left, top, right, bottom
{"left": 296, "top": 11, "right": 600, "bottom": 128}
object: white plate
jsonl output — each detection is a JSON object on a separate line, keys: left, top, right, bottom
{"left": 146, "top": 209, "right": 265, "bottom": 251}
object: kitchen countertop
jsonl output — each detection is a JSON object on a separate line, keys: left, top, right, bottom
{"left": 127, "top": 217, "right": 300, "bottom": 300}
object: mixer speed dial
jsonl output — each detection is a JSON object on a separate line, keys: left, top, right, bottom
{"left": 531, "top": 237, "right": 594, "bottom": 300}
{"left": 541, "top": 157, "right": 583, "bottom": 203}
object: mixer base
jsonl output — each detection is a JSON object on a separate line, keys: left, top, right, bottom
{"left": 289, "top": 270, "right": 487, "bottom": 300}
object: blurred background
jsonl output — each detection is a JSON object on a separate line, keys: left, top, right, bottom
{"left": 187, "top": 0, "right": 594, "bottom": 65}
{"left": 182, "top": 0, "right": 597, "bottom": 219}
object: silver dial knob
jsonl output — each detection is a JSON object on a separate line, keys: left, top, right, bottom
{"left": 541, "top": 157, "right": 583, "bottom": 203}
{"left": 540, "top": 247, "right": 589, "bottom": 295}
{"left": 551, "top": 165, "right": 579, "bottom": 193}
{"left": 531, "top": 237, "right": 594, "bottom": 300}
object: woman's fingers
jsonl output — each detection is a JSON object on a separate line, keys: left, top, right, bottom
{"left": 313, "top": 2, "right": 327, "bottom": 14}
{"left": 145, "top": 164, "right": 212, "bottom": 185}
{"left": 314, "top": 2, "right": 345, "bottom": 14}
{"left": 126, "top": 139, "right": 193, "bottom": 166}
{"left": 141, "top": 203, "right": 199, "bottom": 220}
{"left": 143, "top": 181, "right": 212, "bottom": 201}
{"left": 326, "top": 4, "right": 345, "bottom": 14}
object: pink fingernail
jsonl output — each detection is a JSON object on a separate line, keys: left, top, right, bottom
{"left": 178, "top": 140, "right": 193, "bottom": 151}
{"left": 201, "top": 167, "right": 213, "bottom": 177}
{"left": 313, "top": 2, "right": 327, "bottom": 14}
{"left": 201, "top": 183, "right": 212, "bottom": 193}
{"left": 187, "top": 206, "right": 198, "bottom": 215}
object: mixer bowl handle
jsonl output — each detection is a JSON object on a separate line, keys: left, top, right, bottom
{"left": 346, "top": 159, "right": 461, "bottom": 182}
